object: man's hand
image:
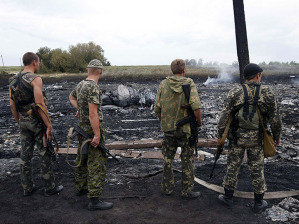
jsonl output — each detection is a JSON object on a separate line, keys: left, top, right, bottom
{"left": 91, "top": 135, "right": 100, "bottom": 148}
{"left": 46, "top": 126, "right": 52, "bottom": 141}
{"left": 75, "top": 110, "right": 79, "bottom": 118}
{"left": 275, "top": 139, "right": 281, "bottom": 147}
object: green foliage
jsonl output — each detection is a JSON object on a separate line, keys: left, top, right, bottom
{"left": 36, "top": 41, "right": 109, "bottom": 73}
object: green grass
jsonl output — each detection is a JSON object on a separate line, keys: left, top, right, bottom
{"left": 1, "top": 65, "right": 298, "bottom": 83}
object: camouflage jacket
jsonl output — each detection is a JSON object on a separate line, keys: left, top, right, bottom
{"left": 154, "top": 75, "right": 201, "bottom": 138}
{"left": 9, "top": 72, "right": 38, "bottom": 118}
{"left": 71, "top": 79, "right": 103, "bottom": 124}
{"left": 217, "top": 81, "right": 282, "bottom": 143}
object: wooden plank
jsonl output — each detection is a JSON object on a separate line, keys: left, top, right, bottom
{"left": 58, "top": 139, "right": 218, "bottom": 156}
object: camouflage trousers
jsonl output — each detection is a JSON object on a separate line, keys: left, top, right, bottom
{"left": 19, "top": 116, "right": 55, "bottom": 192}
{"left": 161, "top": 132, "right": 194, "bottom": 196}
{"left": 223, "top": 141, "right": 267, "bottom": 194}
{"left": 75, "top": 122, "right": 107, "bottom": 198}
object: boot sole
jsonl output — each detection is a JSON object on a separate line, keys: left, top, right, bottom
{"left": 88, "top": 205, "right": 113, "bottom": 211}
{"left": 218, "top": 197, "right": 233, "bottom": 209}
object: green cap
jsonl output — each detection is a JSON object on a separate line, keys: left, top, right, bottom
{"left": 87, "top": 59, "right": 103, "bottom": 69}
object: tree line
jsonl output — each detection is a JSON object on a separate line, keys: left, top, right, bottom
{"left": 185, "top": 59, "right": 299, "bottom": 67}
{"left": 36, "top": 41, "right": 110, "bottom": 73}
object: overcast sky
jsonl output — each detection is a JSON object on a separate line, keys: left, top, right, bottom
{"left": 0, "top": 0, "right": 298, "bottom": 66}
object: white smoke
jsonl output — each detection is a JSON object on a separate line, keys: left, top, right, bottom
{"left": 204, "top": 68, "right": 234, "bottom": 85}
{"left": 290, "top": 76, "right": 299, "bottom": 84}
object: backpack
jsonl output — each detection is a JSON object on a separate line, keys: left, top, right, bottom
{"left": 10, "top": 72, "right": 35, "bottom": 112}
{"left": 237, "top": 84, "right": 261, "bottom": 130}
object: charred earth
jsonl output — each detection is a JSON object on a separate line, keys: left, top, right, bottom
{"left": 0, "top": 74, "right": 299, "bottom": 223}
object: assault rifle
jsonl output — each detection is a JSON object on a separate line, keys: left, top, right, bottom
{"left": 31, "top": 103, "right": 58, "bottom": 166}
{"left": 70, "top": 126, "right": 119, "bottom": 162}
{"left": 209, "top": 144, "right": 223, "bottom": 179}
{"left": 209, "top": 115, "right": 232, "bottom": 179}
{"left": 176, "top": 84, "right": 199, "bottom": 157}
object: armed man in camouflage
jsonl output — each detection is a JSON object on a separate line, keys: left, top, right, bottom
{"left": 9, "top": 52, "right": 63, "bottom": 197}
{"left": 217, "top": 63, "right": 282, "bottom": 213}
{"left": 154, "top": 59, "right": 202, "bottom": 200}
{"left": 69, "top": 59, "right": 113, "bottom": 211}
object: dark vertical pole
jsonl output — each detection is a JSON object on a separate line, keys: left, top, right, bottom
{"left": 1, "top": 55, "right": 4, "bottom": 68}
{"left": 233, "top": 0, "right": 250, "bottom": 84}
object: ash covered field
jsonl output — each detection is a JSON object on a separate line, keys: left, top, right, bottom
{"left": 0, "top": 74, "right": 299, "bottom": 223}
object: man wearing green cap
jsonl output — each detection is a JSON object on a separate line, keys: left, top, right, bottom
{"left": 217, "top": 63, "right": 282, "bottom": 213}
{"left": 69, "top": 59, "right": 113, "bottom": 210}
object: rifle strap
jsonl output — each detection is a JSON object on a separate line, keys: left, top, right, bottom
{"left": 244, "top": 84, "right": 266, "bottom": 133}
{"left": 66, "top": 127, "right": 93, "bottom": 168}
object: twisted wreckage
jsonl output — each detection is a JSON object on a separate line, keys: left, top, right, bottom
{"left": 0, "top": 74, "right": 299, "bottom": 222}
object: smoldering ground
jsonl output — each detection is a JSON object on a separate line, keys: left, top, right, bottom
{"left": 0, "top": 74, "right": 299, "bottom": 223}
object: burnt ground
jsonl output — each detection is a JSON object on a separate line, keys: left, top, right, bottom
{"left": 0, "top": 74, "right": 299, "bottom": 223}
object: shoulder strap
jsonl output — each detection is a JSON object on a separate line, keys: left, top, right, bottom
{"left": 181, "top": 84, "right": 191, "bottom": 104}
{"left": 248, "top": 84, "right": 260, "bottom": 121}
{"left": 241, "top": 85, "right": 249, "bottom": 120}
{"left": 18, "top": 72, "right": 34, "bottom": 97}
{"left": 244, "top": 84, "right": 266, "bottom": 133}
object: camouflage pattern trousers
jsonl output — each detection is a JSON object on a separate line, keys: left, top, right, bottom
{"left": 75, "top": 122, "right": 107, "bottom": 198}
{"left": 223, "top": 141, "right": 267, "bottom": 194}
{"left": 161, "top": 133, "right": 194, "bottom": 196}
{"left": 19, "top": 116, "right": 55, "bottom": 192}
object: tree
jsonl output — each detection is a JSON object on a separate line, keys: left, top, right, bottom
{"left": 189, "top": 59, "right": 197, "bottom": 66}
{"left": 36, "top": 47, "right": 52, "bottom": 72}
{"left": 69, "top": 41, "right": 107, "bottom": 72}
{"left": 50, "top": 48, "right": 72, "bottom": 72}
{"left": 197, "top": 58, "right": 203, "bottom": 66}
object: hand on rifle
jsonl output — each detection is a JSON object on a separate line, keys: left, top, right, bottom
{"left": 91, "top": 134, "right": 100, "bottom": 148}
{"left": 275, "top": 139, "right": 281, "bottom": 147}
{"left": 75, "top": 110, "right": 79, "bottom": 119}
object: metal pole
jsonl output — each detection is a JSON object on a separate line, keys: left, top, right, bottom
{"left": 233, "top": 0, "right": 250, "bottom": 84}
{"left": 1, "top": 55, "right": 4, "bottom": 68}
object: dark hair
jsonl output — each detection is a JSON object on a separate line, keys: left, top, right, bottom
{"left": 171, "top": 59, "right": 185, "bottom": 74}
{"left": 245, "top": 73, "right": 259, "bottom": 81}
{"left": 23, "top": 52, "right": 39, "bottom": 66}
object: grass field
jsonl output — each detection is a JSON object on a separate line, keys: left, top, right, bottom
{"left": 1, "top": 65, "right": 298, "bottom": 83}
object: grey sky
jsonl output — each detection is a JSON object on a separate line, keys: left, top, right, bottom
{"left": 0, "top": 0, "right": 298, "bottom": 66}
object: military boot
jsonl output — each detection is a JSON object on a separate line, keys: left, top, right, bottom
{"left": 88, "top": 197, "right": 113, "bottom": 211}
{"left": 76, "top": 189, "right": 89, "bottom": 196}
{"left": 181, "top": 191, "right": 201, "bottom": 200}
{"left": 253, "top": 193, "right": 268, "bottom": 213}
{"left": 218, "top": 188, "right": 234, "bottom": 208}
{"left": 44, "top": 185, "right": 64, "bottom": 197}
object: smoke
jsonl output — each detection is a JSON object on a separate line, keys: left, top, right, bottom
{"left": 290, "top": 76, "right": 299, "bottom": 84}
{"left": 203, "top": 68, "right": 235, "bottom": 85}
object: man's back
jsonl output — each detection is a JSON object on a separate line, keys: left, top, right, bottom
{"left": 71, "top": 79, "right": 103, "bottom": 124}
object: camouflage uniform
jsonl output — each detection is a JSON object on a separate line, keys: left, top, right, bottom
{"left": 9, "top": 73, "right": 55, "bottom": 192}
{"left": 71, "top": 79, "right": 107, "bottom": 198}
{"left": 217, "top": 81, "right": 282, "bottom": 194}
{"left": 154, "top": 75, "right": 201, "bottom": 196}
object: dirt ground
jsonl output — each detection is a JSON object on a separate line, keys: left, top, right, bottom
{"left": 0, "top": 74, "right": 299, "bottom": 223}
{"left": 1, "top": 155, "right": 299, "bottom": 224}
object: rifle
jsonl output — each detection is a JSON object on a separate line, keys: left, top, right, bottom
{"left": 30, "top": 103, "right": 59, "bottom": 166}
{"left": 209, "top": 115, "right": 232, "bottom": 179}
{"left": 175, "top": 84, "right": 199, "bottom": 157}
{"left": 69, "top": 126, "right": 119, "bottom": 162}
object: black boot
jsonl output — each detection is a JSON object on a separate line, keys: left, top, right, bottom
{"left": 181, "top": 191, "right": 201, "bottom": 200}
{"left": 76, "top": 189, "right": 88, "bottom": 196}
{"left": 44, "top": 185, "right": 64, "bottom": 197}
{"left": 88, "top": 197, "right": 113, "bottom": 211}
{"left": 253, "top": 193, "right": 268, "bottom": 213}
{"left": 218, "top": 188, "right": 234, "bottom": 208}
